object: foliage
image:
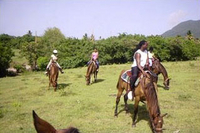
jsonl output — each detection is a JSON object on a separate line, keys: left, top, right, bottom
{"left": 37, "top": 57, "right": 49, "bottom": 71}
{"left": 20, "top": 41, "right": 41, "bottom": 70}
{"left": 0, "top": 34, "right": 14, "bottom": 77}
{"left": 1, "top": 28, "right": 200, "bottom": 74}
{"left": 13, "top": 64, "right": 25, "bottom": 73}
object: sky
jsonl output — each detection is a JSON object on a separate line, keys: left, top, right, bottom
{"left": 0, "top": 0, "right": 200, "bottom": 39}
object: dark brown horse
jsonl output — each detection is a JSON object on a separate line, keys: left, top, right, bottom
{"left": 152, "top": 59, "right": 170, "bottom": 89}
{"left": 48, "top": 62, "right": 59, "bottom": 91}
{"left": 114, "top": 70, "right": 167, "bottom": 132}
{"left": 32, "top": 110, "right": 79, "bottom": 133}
{"left": 85, "top": 61, "right": 98, "bottom": 85}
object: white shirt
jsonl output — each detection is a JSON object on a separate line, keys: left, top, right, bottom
{"left": 51, "top": 54, "right": 58, "bottom": 62}
{"left": 148, "top": 51, "right": 153, "bottom": 59}
{"left": 131, "top": 49, "right": 148, "bottom": 67}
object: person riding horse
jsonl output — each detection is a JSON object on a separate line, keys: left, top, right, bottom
{"left": 87, "top": 48, "right": 99, "bottom": 71}
{"left": 129, "top": 40, "right": 149, "bottom": 99}
{"left": 45, "top": 50, "right": 64, "bottom": 75}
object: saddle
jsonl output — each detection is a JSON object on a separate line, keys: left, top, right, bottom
{"left": 121, "top": 70, "right": 142, "bottom": 86}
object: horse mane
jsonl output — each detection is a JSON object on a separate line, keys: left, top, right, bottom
{"left": 144, "top": 81, "right": 160, "bottom": 119}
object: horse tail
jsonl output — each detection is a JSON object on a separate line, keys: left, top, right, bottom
{"left": 116, "top": 70, "right": 125, "bottom": 90}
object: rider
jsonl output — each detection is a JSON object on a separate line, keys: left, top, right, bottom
{"left": 129, "top": 40, "right": 149, "bottom": 98}
{"left": 88, "top": 48, "right": 99, "bottom": 71}
{"left": 148, "top": 46, "right": 158, "bottom": 70}
{"left": 45, "top": 50, "right": 64, "bottom": 75}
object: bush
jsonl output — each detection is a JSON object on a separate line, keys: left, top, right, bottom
{"left": 13, "top": 64, "right": 25, "bottom": 73}
{"left": 37, "top": 57, "right": 49, "bottom": 71}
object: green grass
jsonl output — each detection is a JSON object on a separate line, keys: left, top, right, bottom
{"left": 0, "top": 60, "right": 200, "bottom": 133}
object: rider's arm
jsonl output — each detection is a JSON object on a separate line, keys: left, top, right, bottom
{"left": 146, "top": 51, "right": 149, "bottom": 67}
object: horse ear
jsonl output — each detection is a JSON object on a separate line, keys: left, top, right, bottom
{"left": 161, "top": 113, "right": 168, "bottom": 118}
{"left": 32, "top": 110, "right": 57, "bottom": 133}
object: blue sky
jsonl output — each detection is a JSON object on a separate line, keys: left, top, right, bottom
{"left": 0, "top": 0, "right": 200, "bottom": 39}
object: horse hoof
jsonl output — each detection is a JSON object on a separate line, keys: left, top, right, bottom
{"left": 125, "top": 111, "right": 129, "bottom": 114}
{"left": 132, "top": 124, "right": 136, "bottom": 128}
{"left": 165, "top": 87, "right": 169, "bottom": 90}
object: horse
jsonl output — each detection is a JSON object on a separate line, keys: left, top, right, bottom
{"left": 85, "top": 61, "right": 98, "bottom": 85}
{"left": 32, "top": 110, "right": 80, "bottom": 133}
{"left": 114, "top": 70, "right": 167, "bottom": 132}
{"left": 152, "top": 59, "right": 170, "bottom": 89}
{"left": 48, "top": 62, "right": 59, "bottom": 91}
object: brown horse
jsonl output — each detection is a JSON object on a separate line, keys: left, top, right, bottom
{"left": 152, "top": 59, "right": 170, "bottom": 89}
{"left": 85, "top": 61, "right": 98, "bottom": 85}
{"left": 114, "top": 70, "right": 167, "bottom": 132}
{"left": 32, "top": 110, "right": 79, "bottom": 133}
{"left": 48, "top": 62, "right": 59, "bottom": 91}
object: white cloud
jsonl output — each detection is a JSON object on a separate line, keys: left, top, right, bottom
{"left": 168, "top": 10, "right": 188, "bottom": 27}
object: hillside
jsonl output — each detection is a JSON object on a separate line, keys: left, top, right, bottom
{"left": 162, "top": 20, "right": 200, "bottom": 38}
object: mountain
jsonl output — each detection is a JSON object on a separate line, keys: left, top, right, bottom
{"left": 162, "top": 20, "right": 200, "bottom": 38}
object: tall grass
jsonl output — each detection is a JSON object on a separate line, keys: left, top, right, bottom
{"left": 0, "top": 60, "right": 200, "bottom": 133}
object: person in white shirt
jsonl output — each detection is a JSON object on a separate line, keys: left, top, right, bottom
{"left": 148, "top": 46, "right": 155, "bottom": 68}
{"left": 129, "top": 40, "right": 149, "bottom": 97}
{"left": 45, "top": 50, "right": 64, "bottom": 75}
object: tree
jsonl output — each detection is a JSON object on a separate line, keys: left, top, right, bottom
{"left": 42, "top": 27, "right": 66, "bottom": 51}
{"left": 0, "top": 34, "right": 14, "bottom": 77}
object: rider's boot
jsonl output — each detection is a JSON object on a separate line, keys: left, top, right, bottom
{"left": 45, "top": 68, "right": 49, "bottom": 76}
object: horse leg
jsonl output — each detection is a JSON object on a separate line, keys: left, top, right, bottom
{"left": 94, "top": 72, "right": 96, "bottom": 82}
{"left": 94, "top": 72, "right": 97, "bottom": 82}
{"left": 124, "top": 92, "right": 129, "bottom": 114}
{"left": 114, "top": 88, "right": 123, "bottom": 117}
{"left": 132, "top": 96, "right": 140, "bottom": 127}
{"left": 48, "top": 77, "right": 51, "bottom": 90}
{"left": 54, "top": 79, "right": 57, "bottom": 92}
{"left": 54, "top": 83, "right": 57, "bottom": 92}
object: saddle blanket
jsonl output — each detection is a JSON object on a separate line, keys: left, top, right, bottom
{"left": 121, "top": 70, "right": 141, "bottom": 86}
{"left": 121, "top": 70, "right": 131, "bottom": 83}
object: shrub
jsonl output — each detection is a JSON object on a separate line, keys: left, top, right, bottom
{"left": 37, "top": 57, "right": 49, "bottom": 71}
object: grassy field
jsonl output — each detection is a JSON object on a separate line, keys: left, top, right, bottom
{"left": 0, "top": 60, "right": 200, "bottom": 133}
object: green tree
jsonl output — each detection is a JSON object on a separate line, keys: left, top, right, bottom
{"left": 0, "top": 34, "right": 14, "bottom": 77}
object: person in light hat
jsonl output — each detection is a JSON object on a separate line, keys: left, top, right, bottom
{"left": 45, "top": 49, "right": 64, "bottom": 75}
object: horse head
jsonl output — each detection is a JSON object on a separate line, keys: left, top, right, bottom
{"left": 85, "top": 61, "right": 98, "bottom": 85}
{"left": 153, "top": 113, "right": 168, "bottom": 133}
{"left": 152, "top": 59, "right": 171, "bottom": 90}
{"left": 163, "top": 78, "right": 171, "bottom": 90}
{"left": 85, "top": 75, "right": 90, "bottom": 85}
{"left": 32, "top": 110, "right": 79, "bottom": 133}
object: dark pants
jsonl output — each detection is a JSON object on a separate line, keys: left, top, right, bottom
{"left": 130, "top": 66, "right": 139, "bottom": 90}
{"left": 87, "top": 60, "right": 99, "bottom": 69}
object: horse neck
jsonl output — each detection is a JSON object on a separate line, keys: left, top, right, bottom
{"left": 161, "top": 64, "right": 168, "bottom": 80}
{"left": 158, "top": 63, "right": 168, "bottom": 80}
{"left": 51, "top": 63, "right": 57, "bottom": 72}
{"left": 86, "top": 62, "right": 94, "bottom": 76}
{"left": 144, "top": 81, "right": 161, "bottom": 118}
